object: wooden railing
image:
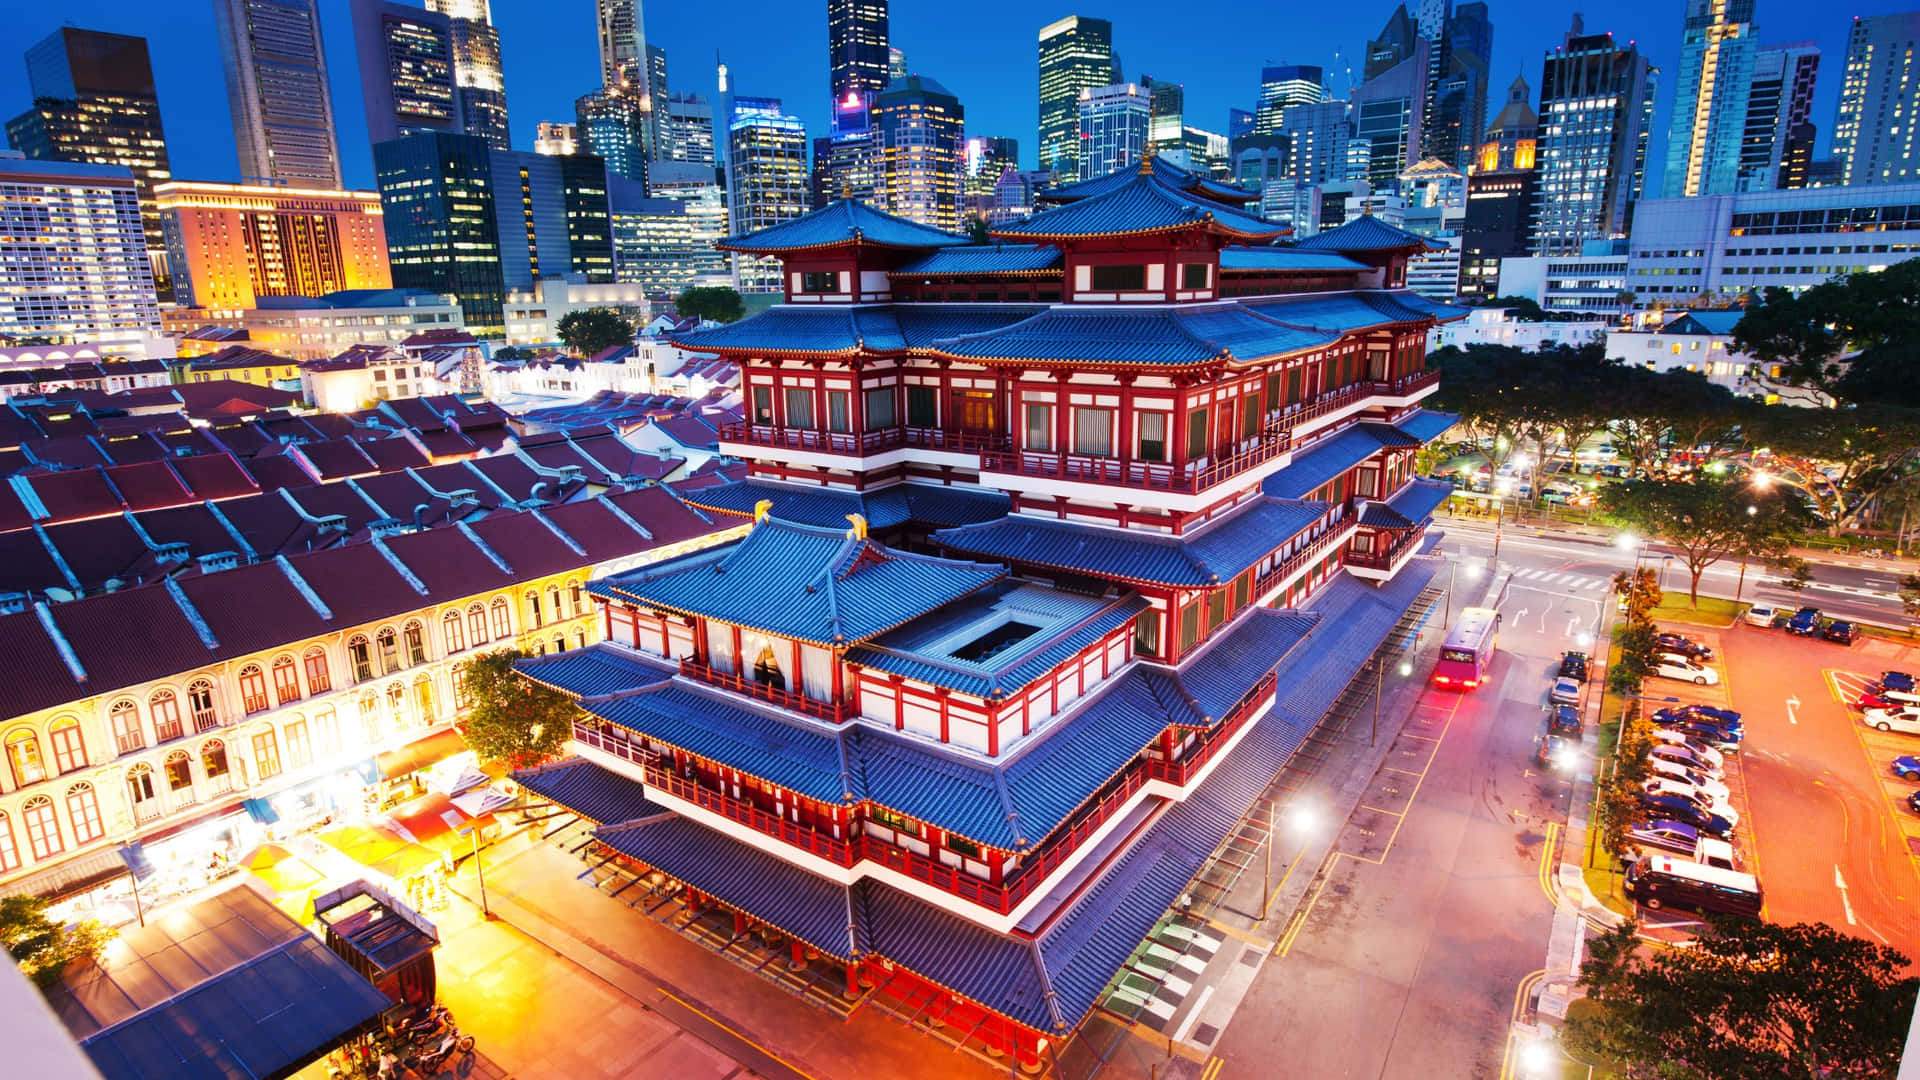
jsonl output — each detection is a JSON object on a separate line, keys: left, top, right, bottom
{"left": 979, "top": 430, "right": 1290, "bottom": 495}
{"left": 1146, "top": 672, "right": 1276, "bottom": 785}
{"left": 680, "top": 659, "right": 848, "bottom": 723}
{"left": 1274, "top": 369, "right": 1440, "bottom": 436}
{"left": 646, "top": 767, "right": 857, "bottom": 865}
{"left": 904, "top": 427, "right": 1010, "bottom": 454}
{"left": 1255, "top": 525, "right": 1349, "bottom": 598}
{"left": 719, "top": 423, "right": 905, "bottom": 456}
{"left": 573, "top": 725, "right": 654, "bottom": 768}
{"left": 1346, "top": 526, "right": 1425, "bottom": 570}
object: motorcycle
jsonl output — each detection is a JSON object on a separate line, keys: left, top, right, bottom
{"left": 407, "top": 1031, "right": 476, "bottom": 1075}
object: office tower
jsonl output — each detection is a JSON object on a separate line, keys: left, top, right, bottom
{"left": 598, "top": 0, "right": 647, "bottom": 90}
{"left": 1229, "top": 108, "right": 1256, "bottom": 140}
{"left": 1138, "top": 75, "right": 1184, "bottom": 153}
{"left": 1736, "top": 44, "right": 1818, "bottom": 191}
{"left": 829, "top": 0, "right": 890, "bottom": 104}
{"left": 351, "top": 0, "right": 461, "bottom": 143}
{"left": 1533, "top": 18, "right": 1657, "bottom": 256}
{"left": 536, "top": 121, "right": 580, "bottom": 155}
{"left": 1354, "top": 7, "right": 1431, "bottom": 187}
{"left": 1831, "top": 12, "right": 1920, "bottom": 185}
{"left": 6, "top": 28, "right": 174, "bottom": 295}
{"left": 648, "top": 45, "right": 671, "bottom": 108}
{"left": 964, "top": 136, "right": 1020, "bottom": 209}
{"left": 0, "top": 159, "right": 159, "bottom": 351}
{"left": 426, "top": 0, "right": 511, "bottom": 150}
{"left": 158, "top": 182, "right": 389, "bottom": 308}
{"left": 889, "top": 47, "right": 908, "bottom": 82}
{"left": 873, "top": 75, "right": 964, "bottom": 231}
{"left": 577, "top": 86, "right": 652, "bottom": 185}
{"left": 816, "top": 0, "right": 888, "bottom": 214}
{"left": 1662, "top": 0, "right": 1758, "bottom": 198}
{"left": 659, "top": 94, "right": 716, "bottom": 166}
{"left": 1276, "top": 100, "right": 1353, "bottom": 184}
{"left": 613, "top": 165, "right": 728, "bottom": 292}
{"left": 1038, "top": 15, "right": 1114, "bottom": 177}
{"left": 1427, "top": 2, "right": 1492, "bottom": 169}
{"left": 1077, "top": 83, "right": 1151, "bottom": 179}
{"left": 213, "top": 0, "right": 342, "bottom": 187}
{"left": 1180, "top": 127, "right": 1230, "bottom": 178}
{"left": 1231, "top": 133, "right": 1291, "bottom": 212}
{"left": 813, "top": 126, "right": 879, "bottom": 209}
{"left": 1459, "top": 76, "right": 1537, "bottom": 301}
{"left": 1253, "top": 66, "right": 1324, "bottom": 134}
{"left": 490, "top": 150, "right": 614, "bottom": 289}
{"left": 725, "top": 98, "right": 809, "bottom": 292}
{"left": 372, "top": 132, "right": 506, "bottom": 336}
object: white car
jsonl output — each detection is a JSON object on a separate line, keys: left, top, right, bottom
{"left": 1648, "top": 758, "right": 1731, "bottom": 802}
{"left": 1652, "top": 654, "right": 1719, "bottom": 686}
{"left": 1862, "top": 707, "right": 1920, "bottom": 736}
{"left": 1743, "top": 604, "right": 1778, "bottom": 628}
{"left": 1649, "top": 729, "right": 1726, "bottom": 769}
{"left": 1643, "top": 778, "right": 1739, "bottom": 826}
{"left": 1649, "top": 744, "right": 1724, "bottom": 779}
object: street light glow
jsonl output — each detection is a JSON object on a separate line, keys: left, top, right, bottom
{"left": 1575, "top": 631, "right": 1593, "bottom": 648}
{"left": 1616, "top": 532, "right": 1639, "bottom": 551}
{"left": 1286, "top": 803, "right": 1319, "bottom": 835}
{"left": 1520, "top": 1039, "right": 1554, "bottom": 1075}
{"left": 1398, "top": 661, "right": 1414, "bottom": 678}
{"left": 1752, "top": 471, "right": 1772, "bottom": 489}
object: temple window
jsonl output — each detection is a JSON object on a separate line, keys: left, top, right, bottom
{"left": 1089, "top": 264, "right": 1146, "bottom": 291}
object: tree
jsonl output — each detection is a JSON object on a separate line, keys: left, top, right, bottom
{"left": 1602, "top": 477, "right": 1799, "bottom": 607}
{"left": 676, "top": 285, "right": 745, "bottom": 324}
{"left": 554, "top": 308, "right": 636, "bottom": 357}
{"left": 1566, "top": 918, "right": 1918, "bottom": 1079}
{"left": 1475, "top": 294, "right": 1549, "bottom": 322}
{"left": 459, "top": 649, "right": 577, "bottom": 768}
{"left": 1732, "top": 261, "right": 1920, "bottom": 404}
{"left": 1777, "top": 556, "right": 1813, "bottom": 598}
{"left": 1, "top": 895, "right": 114, "bottom": 986}
{"left": 1749, "top": 403, "right": 1920, "bottom": 535}
{"left": 1899, "top": 572, "right": 1920, "bottom": 637}
{"left": 1609, "top": 618, "right": 1659, "bottom": 696}
{"left": 1612, "top": 567, "right": 1662, "bottom": 626}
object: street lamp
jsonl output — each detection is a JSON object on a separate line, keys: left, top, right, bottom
{"left": 1262, "top": 802, "right": 1319, "bottom": 921}
{"left": 1736, "top": 505, "right": 1758, "bottom": 603}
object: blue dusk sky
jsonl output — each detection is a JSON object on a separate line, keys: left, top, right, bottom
{"left": 4, "top": 0, "right": 1916, "bottom": 191}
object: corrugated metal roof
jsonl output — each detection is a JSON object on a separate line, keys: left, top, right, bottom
{"left": 716, "top": 198, "right": 964, "bottom": 253}
{"left": 993, "top": 170, "right": 1288, "bottom": 241}
{"left": 891, "top": 244, "right": 1063, "bottom": 276}
{"left": 1219, "top": 247, "right": 1368, "bottom": 272}
{"left": 514, "top": 645, "right": 673, "bottom": 699}
{"left": 1293, "top": 215, "right": 1445, "bottom": 252}
{"left": 513, "top": 757, "right": 665, "bottom": 825}
{"left": 1175, "top": 609, "right": 1320, "bottom": 719}
{"left": 587, "top": 684, "right": 852, "bottom": 804}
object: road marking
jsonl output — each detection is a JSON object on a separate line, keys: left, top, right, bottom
{"left": 1565, "top": 615, "right": 1581, "bottom": 639}
{"left": 1835, "top": 864, "right": 1857, "bottom": 926}
{"left": 1170, "top": 985, "right": 1216, "bottom": 1044}
{"left": 654, "top": 987, "right": 822, "bottom": 1080}
{"left": 1495, "top": 970, "right": 1549, "bottom": 1080}
{"left": 1201, "top": 1056, "right": 1224, "bottom": 1080}
{"left": 1537, "top": 822, "right": 1561, "bottom": 906}
{"left": 1786, "top": 695, "right": 1799, "bottom": 725}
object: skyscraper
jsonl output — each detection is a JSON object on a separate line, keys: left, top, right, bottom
{"left": 489, "top": 149, "right": 615, "bottom": 289}
{"left": 816, "top": 0, "right": 888, "bottom": 212}
{"left": 427, "top": 0, "right": 511, "bottom": 150}
{"left": 1533, "top": 18, "right": 1657, "bottom": 255}
{"left": 1253, "top": 66, "right": 1325, "bottom": 134}
{"left": 6, "top": 28, "right": 174, "bottom": 295}
{"left": 1077, "top": 83, "right": 1150, "bottom": 179}
{"left": 1426, "top": 2, "right": 1493, "bottom": 170}
{"left": 1736, "top": 44, "right": 1818, "bottom": 191}
{"left": 1831, "top": 12, "right": 1920, "bottom": 186}
{"left": 158, "top": 181, "right": 389, "bottom": 308}
{"left": 1037, "top": 15, "right": 1114, "bottom": 178}
{"left": 350, "top": 0, "right": 461, "bottom": 144}
{"left": 659, "top": 94, "right": 716, "bottom": 166}
{"left": 598, "top": 0, "right": 648, "bottom": 90}
{"left": 1141, "top": 75, "right": 1184, "bottom": 153}
{"left": 963, "top": 135, "right": 1020, "bottom": 221}
{"left": 874, "top": 75, "right": 964, "bottom": 231}
{"left": 1354, "top": 6, "right": 1431, "bottom": 187}
{"left": 0, "top": 159, "right": 160, "bottom": 352}
{"left": 535, "top": 121, "right": 579, "bottom": 155}
{"left": 1661, "top": 0, "right": 1759, "bottom": 198}
{"left": 1459, "top": 75, "right": 1537, "bottom": 301}
{"left": 1278, "top": 100, "right": 1355, "bottom": 184}
{"left": 889, "top": 47, "right": 908, "bottom": 82}
{"left": 829, "top": 0, "right": 890, "bottom": 105}
{"left": 213, "top": 0, "right": 342, "bottom": 187}
{"left": 372, "top": 131, "right": 506, "bottom": 336}
{"left": 726, "top": 97, "right": 809, "bottom": 292}
{"left": 578, "top": 85, "right": 653, "bottom": 185}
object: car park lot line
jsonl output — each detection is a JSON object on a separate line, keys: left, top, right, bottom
{"left": 1823, "top": 667, "right": 1920, "bottom": 868}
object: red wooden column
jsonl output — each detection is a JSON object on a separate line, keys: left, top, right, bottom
{"left": 1171, "top": 376, "right": 1189, "bottom": 466}
{"left": 1052, "top": 370, "right": 1071, "bottom": 455}
{"left": 732, "top": 912, "right": 748, "bottom": 936}
{"left": 1116, "top": 372, "right": 1136, "bottom": 470}
{"left": 790, "top": 940, "right": 807, "bottom": 969}
{"left": 845, "top": 959, "right": 861, "bottom": 998}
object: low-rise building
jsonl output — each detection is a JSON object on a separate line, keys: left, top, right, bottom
{"left": 1495, "top": 251, "right": 1632, "bottom": 317}
{"left": 302, "top": 345, "right": 459, "bottom": 413}
{"left": 1431, "top": 307, "right": 1610, "bottom": 351}
{"left": 501, "top": 277, "right": 653, "bottom": 346}
{"left": 1604, "top": 310, "right": 1826, "bottom": 405}
{"left": 162, "top": 290, "right": 467, "bottom": 362}
{"left": 175, "top": 345, "right": 303, "bottom": 390}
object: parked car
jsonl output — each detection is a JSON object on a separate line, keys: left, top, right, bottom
{"left": 1625, "top": 856, "right": 1762, "bottom": 917}
{"left": 1654, "top": 704, "right": 1743, "bottom": 729}
{"left": 1637, "top": 792, "right": 1737, "bottom": 840}
{"left": 1648, "top": 758, "right": 1732, "bottom": 802}
{"left": 1910, "top": 789, "right": 1920, "bottom": 815}
{"left": 1653, "top": 632, "right": 1713, "bottom": 660}
{"left": 1892, "top": 755, "right": 1920, "bottom": 781}
{"left": 1660, "top": 721, "right": 1743, "bottom": 752}
{"left": 1537, "top": 734, "right": 1577, "bottom": 771}
{"left": 1786, "top": 607, "right": 1822, "bottom": 635}
{"left": 1558, "top": 651, "right": 1591, "bottom": 682}
{"left": 1692, "top": 836, "right": 1739, "bottom": 872}
{"left": 1878, "top": 671, "right": 1916, "bottom": 694}
{"left": 1549, "top": 676, "right": 1583, "bottom": 706}
{"left": 1643, "top": 778, "right": 1738, "bottom": 824}
{"left": 1626, "top": 819, "right": 1702, "bottom": 857}
{"left": 1744, "top": 604, "right": 1779, "bottom": 628}
{"left": 1651, "top": 728, "right": 1729, "bottom": 767}
{"left": 1652, "top": 653, "right": 1719, "bottom": 685}
{"left": 1547, "top": 704, "right": 1584, "bottom": 737}
{"left": 1651, "top": 744, "right": 1724, "bottom": 779}
{"left": 1862, "top": 707, "right": 1920, "bottom": 735}
{"left": 1823, "top": 621, "right": 1859, "bottom": 645}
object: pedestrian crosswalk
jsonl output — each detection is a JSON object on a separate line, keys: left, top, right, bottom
{"left": 1506, "top": 567, "right": 1614, "bottom": 593}
{"left": 1101, "top": 918, "right": 1226, "bottom": 1029}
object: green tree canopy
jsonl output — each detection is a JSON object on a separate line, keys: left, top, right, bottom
{"left": 1731, "top": 261, "right": 1920, "bottom": 402}
{"left": 1602, "top": 477, "right": 1799, "bottom": 607}
{"left": 676, "top": 285, "right": 745, "bottom": 324}
{"left": 1567, "top": 918, "right": 1918, "bottom": 1079}
{"left": 459, "top": 649, "right": 577, "bottom": 768}
{"left": 1474, "top": 294, "right": 1549, "bottom": 322}
{"left": 1748, "top": 403, "right": 1920, "bottom": 534}
{"left": 554, "top": 307, "right": 637, "bottom": 357}
{"left": 1, "top": 895, "right": 114, "bottom": 986}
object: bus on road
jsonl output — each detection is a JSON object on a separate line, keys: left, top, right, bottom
{"left": 1434, "top": 606, "right": 1499, "bottom": 689}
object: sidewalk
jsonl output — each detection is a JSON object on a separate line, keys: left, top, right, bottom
{"left": 1440, "top": 506, "right": 1920, "bottom": 575}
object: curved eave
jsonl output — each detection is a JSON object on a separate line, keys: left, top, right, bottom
{"left": 884, "top": 269, "right": 1063, "bottom": 279}
{"left": 664, "top": 340, "right": 904, "bottom": 361}
{"left": 923, "top": 349, "right": 1228, "bottom": 372}
{"left": 711, "top": 236, "right": 955, "bottom": 256}
{"left": 933, "top": 545, "right": 1213, "bottom": 589}
{"left": 987, "top": 219, "right": 1289, "bottom": 243}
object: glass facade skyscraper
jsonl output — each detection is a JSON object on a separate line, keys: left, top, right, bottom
{"left": 874, "top": 75, "right": 965, "bottom": 231}
{"left": 726, "top": 98, "right": 810, "bottom": 293}
{"left": 1831, "top": 12, "right": 1920, "bottom": 186}
{"left": 1737, "top": 45, "right": 1818, "bottom": 191}
{"left": 213, "top": 0, "right": 343, "bottom": 187}
{"left": 577, "top": 86, "right": 653, "bottom": 186}
{"left": 489, "top": 149, "right": 615, "bottom": 291}
{"left": 372, "top": 131, "right": 506, "bottom": 337}
{"left": 1038, "top": 15, "right": 1114, "bottom": 178}
{"left": 1661, "top": 0, "right": 1758, "bottom": 198}
{"left": 1076, "top": 83, "right": 1150, "bottom": 179}
{"left": 1253, "top": 66, "right": 1325, "bottom": 135}
{"left": 828, "top": 0, "right": 890, "bottom": 105}
{"left": 428, "top": 0, "right": 512, "bottom": 151}
{"left": 350, "top": 0, "right": 462, "bottom": 144}
{"left": 1533, "top": 18, "right": 1657, "bottom": 255}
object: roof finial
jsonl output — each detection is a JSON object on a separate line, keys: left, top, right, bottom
{"left": 753, "top": 499, "right": 773, "bottom": 523}
{"left": 846, "top": 513, "right": 868, "bottom": 540}
{"left": 1137, "top": 153, "right": 1154, "bottom": 176}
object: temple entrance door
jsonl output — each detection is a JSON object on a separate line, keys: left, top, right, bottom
{"left": 953, "top": 390, "right": 998, "bottom": 437}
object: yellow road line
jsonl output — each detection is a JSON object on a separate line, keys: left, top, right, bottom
{"left": 1201, "top": 1055, "right": 1225, "bottom": 1080}
{"left": 655, "top": 987, "right": 822, "bottom": 1080}
{"left": 1538, "top": 822, "right": 1561, "bottom": 907}
{"left": 1358, "top": 804, "right": 1405, "bottom": 818}
{"left": 1382, "top": 766, "right": 1425, "bottom": 777}
{"left": 1495, "top": 970, "right": 1549, "bottom": 1080}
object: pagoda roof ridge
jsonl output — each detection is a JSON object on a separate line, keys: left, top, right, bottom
{"left": 1036, "top": 154, "right": 1261, "bottom": 207}
{"left": 927, "top": 300, "right": 1341, "bottom": 369}
{"left": 715, "top": 198, "right": 967, "bottom": 254}
{"left": 1291, "top": 214, "right": 1445, "bottom": 253}
{"left": 990, "top": 167, "right": 1289, "bottom": 242}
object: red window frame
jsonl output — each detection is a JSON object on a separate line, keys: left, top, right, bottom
{"left": 48, "top": 721, "right": 85, "bottom": 774}
{"left": 272, "top": 657, "right": 300, "bottom": 705}
{"left": 0, "top": 812, "right": 18, "bottom": 872}
{"left": 21, "top": 797, "right": 61, "bottom": 860}
{"left": 151, "top": 692, "right": 184, "bottom": 742}
{"left": 66, "top": 784, "right": 103, "bottom": 845}
{"left": 304, "top": 648, "right": 332, "bottom": 693}
{"left": 239, "top": 666, "right": 270, "bottom": 714}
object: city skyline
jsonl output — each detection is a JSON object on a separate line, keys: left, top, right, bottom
{"left": 7, "top": 0, "right": 1915, "bottom": 194}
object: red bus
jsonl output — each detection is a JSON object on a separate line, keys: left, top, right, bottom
{"left": 1433, "top": 607, "right": 1499, "bottom": 690}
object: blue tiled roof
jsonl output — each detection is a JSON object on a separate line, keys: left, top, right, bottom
{"left": 1293, "top": 215, "right": 1445, "bottom": 252}
{"left": 1219, "top": 247, "right": 1368, "bottom": 272}
{"left": 1174, "top": 609, "right": 1320, "bottom": 719}
{"left": 1270, "top": 559, "right": 1441, "bottom": 730}
{"left": 1386, "top": 479, "right": 1453, "bottom": 524}
{"left": 1263, "top": 426, "right": 1408, "bottom": 499}
{"left": 1245, "top": 293, "right": 1420, "bottom": 333}
{"left": 934, "top": 304, "right": 1337, "bottom": 367}
{"left": 855, "top": 884, "right": 1057, "bottom": 1030}
{"left": 716, "top": 198, "right": 964, "bottom": 253}
{"left": 588, "top": 683, "right": 854, "bottom": 804}
{"left": 993, "top": 170, "right": 1288, "bottom": 242}
{"left": 892, "top": 244, "right": 1064, "bottom": 276}
{"left": 1394, "top": 409, "right": 1459, "bottom": 443}
{"left": 513, "top": 757, "right": 665, "bottom": 825}
{"left": 682, "top": 479, "right": 1009, "bottom": 531}
{"left": 594, "top": 816, "right": 858, "bottom": 959}
{"left": 1359, "top": 289, "right": 1472, "bottom": 323}
{"left": 672, "top": 304, "right": 1046, "bottom": 357}
{"left": 1037, "top": 157, "right": 1260, "bottom": 207}
{"left": 937, "top": 499, "right": 1326, "bottom": 587}
{"left": 513, "top": 645, "right": 672, "bottom": 699}
{"left": 592, "top": 517, "right": 1007, "bottom": 645}
{"left": 853, "top": 730, "right": 1018, "bottom": 848}
{"left": 1358, "top": 502, "right": 1416, "bottom": 529}
{"left": 847, "top": 588, "right": 1147, "bottom": 699}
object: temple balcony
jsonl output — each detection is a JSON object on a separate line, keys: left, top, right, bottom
{"left": 977, "top": 428, "right": 1292, "bottom": 510}
{"left": 1345, "top": 523, "right": 1429, "bottom": 580}
{"left": 1254, "top": 518, "right": 1357, "bottom": 602}
{"left": 679, "top": 657, "right": 849, "bottom": 724}
{"left": 718, "top": 422, "right": 1012, "bottom": 471}
{"left": 1279, "top": 369, "right": 1442, "bottom": 445}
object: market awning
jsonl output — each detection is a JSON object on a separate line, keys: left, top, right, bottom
{"left": 374, "top": 728, "right": 469, "bottom": 781}
{"left": 316, "top": 824, "right": 440, "bottom": 880}
{"left": 242, "top": 797, "right": 280, "bottom": 825}
{"left": 385, "top": 792, "right": 481, "bottom": 853}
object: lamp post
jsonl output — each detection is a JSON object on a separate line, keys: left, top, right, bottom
{"left": 1262, "top": 803, "right": 1319, "bottom": 921}
{"left": 469, "top": 825, "right": 490, "bottom": 919}
{"left": 1736, "top": 505, "right": 1757, "bottom": 603}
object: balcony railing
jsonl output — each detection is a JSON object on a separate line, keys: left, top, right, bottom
{"left": 680, "top": 659, "right": 848, "bottom": 723}
{"left": 1378, "top": 369, "right": 1440, "bottom": 398}
{"left": 646, "top": 767, "right": 856, "bottom": 865}
{"left": 720, "top": 422, "right": 905, "bottom": 456}
{"left": 574, "top": 725, "right": 654, "bottom": 768}
{"left": 1274, "top": 369, "right": 1440, "bottom": 435}
{"left": 1255, "top": 525, "right": 1349, "bottom": 598}
{"left": 1146, "top": 672, "right": 1278, "bottom": 786}
{"left": 1346, "top": 525, "right": 1426, "bottom": 570}
{"left": 132, "top": 800, "right": 163, "bottom": 826}
{"left": 903, "top": 427, "right": 1011, "bottom": 454}
{"left": 980, "top": 430, "right": 1290, "bottom": 495}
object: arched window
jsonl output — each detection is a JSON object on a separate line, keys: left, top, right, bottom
{"left": 251, "top": 728, "right": 281, "bottom": 781}
{"left": 110, "top": 699, "right": 144, "bottom": 754}
{"left": 386, "top": 683, "right": 409, "bottom": 729}
{"left": 0, "top": 811, "right": 18, "bottom": 873}
{"left": 313, "top": 708, "right": 340, "bottom": 755}
{"left": 451, "top": 663, "right": 471, "bottom": 712}
{"left": 442, "top": 610, "right": 465, "bottom": 653}
{"left": 47, "top": 717, "right": 85, "bottom": 774}
{"left": 66, "top": 782, "right": 102, "bottom": 845}
{"left": 271, "top": 655, "right": 300, "bottom": 705}
{"left": 347, "top": 635, "right": 373, "bottom": 683}
{"left": 188, "top": 678, "right": 219, "bottom": 732}
{"left": 376, "top": 627, "right": 401, "bottom": 674}
{"left": 238, "top": 664, "right": 269, "bottom": 714}
{"left": 491, "top": 597, "right": 512, "bottom": 638}
{"left": 412, "top": 676, "right": 435, "bottom": 724}
{"left": 200, "top": 740, "right": 230, "bottom": 790}
{"left": 574, "top": 627, "right": 588, "bottom": 651}
{"left": 127, "top": 763, "right": 157, "bottom": 818}
{"left": 304, "top": 646, "right": 332, "bottom": 693}
{"left": 403, "top": 621, "right": 427, "bottom": 666}
{"left": 284, "top": 718, "right": 311, "bottom": 769}
{"left": 552, "top": 635, "right": 566, "bottom": 654}
{"left": 20, "top": 796, "right": 59, "bottom": 860}
{"left": 548, "top": 585, "right": 564, "bottom": 621}
{"left": 467, "top": 603, "right": 488, "bottom": 645}
{"left": 163, "top": 750, "right": 193, "bottom": 793}
{"left": 150, "top": 689, "right": 183, "bottom": 742}
{"left": 526, "top": 590, "right": 544, "bottom": 629}
{"left": 357, "top": 692, "right": 381, "bottom": 743}
{"left": 5, "top": 729, "right": 45, "bottom": 788}
{"left": 570, "top": 580, "right": 585, "bottom": 615}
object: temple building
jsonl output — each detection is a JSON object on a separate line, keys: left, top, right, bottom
{"left": 513, "top": 155, "right": 1461, "bottom": 1070}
